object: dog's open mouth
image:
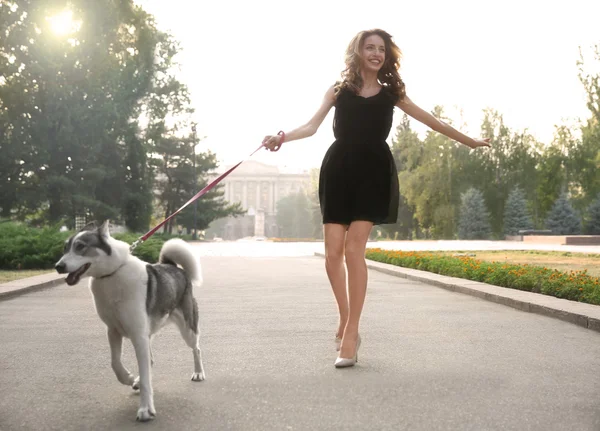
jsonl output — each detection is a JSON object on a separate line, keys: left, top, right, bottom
{"left": 66, "top": 263, "right": 91, "bottom": 286}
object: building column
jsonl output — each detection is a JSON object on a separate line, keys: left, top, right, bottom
{"left": 242, "top": 181, "right": 248, "bottom": 209}
{"left": 255, "top": 182, "right": 260, "bottom": 211}
{"left": 269, "top": 181, "right": 274, "bottom": 214}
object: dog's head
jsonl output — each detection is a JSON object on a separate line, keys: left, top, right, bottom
{"left": 55, "top": 220, "right": 113, "bottom": 285}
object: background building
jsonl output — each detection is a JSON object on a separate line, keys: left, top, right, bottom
{"left": 205, "top": 161, "right": 312, "bottom": 240}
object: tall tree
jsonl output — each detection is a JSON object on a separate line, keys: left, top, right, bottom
{"left": 535, "top": 124, "right": 588, "bottom": 224}
{"left": 545, "top": 191, "right": 582, "bottom": 235}
{"left": 585, "top": 193, "right": 600, "bottom": 235}
{"left": 576, "top": 45, "right": 600, "bottom": 210}
{"left": 396, "top": 108, "right": 471, "bottom": 239}
{"left": 385, "top": 114, "right": 416, "bottom": 239}
{"left": 465, "top": 109, "right": 540, "bottom": 235}
{"left": 503, "top": 186, "right": 534, "bottom": 235}
{"left": 0, "top": 0, "right": 159, "bottom": 224}
{"left": 458, "top": 188, "right": 491, "bottom": 240}
{"left": 142, "top": 34, "right": 244, "bottom": 235}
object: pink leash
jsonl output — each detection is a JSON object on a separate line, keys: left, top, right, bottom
{"left": 129, "top": 142, "right": 266, "bottom": 251}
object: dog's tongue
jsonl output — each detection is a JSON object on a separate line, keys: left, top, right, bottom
{"left": 65, "top": 263, "right": 89, "bottom": 286}
{"left": 65, "top": 272, "right": 80, "bottom": 286}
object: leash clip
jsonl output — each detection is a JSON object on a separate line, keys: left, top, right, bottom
{"left": 129, "top": 238, "right": 142, "bottom": 252}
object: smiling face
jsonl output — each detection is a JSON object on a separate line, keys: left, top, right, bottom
{"left": 360, "top": 34, "right": 386, "bottom": 74}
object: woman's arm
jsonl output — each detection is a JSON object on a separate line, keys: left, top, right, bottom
{"left": 263, "top": 85, "right": 336, "bottom": 152}
{"left": 396, "top": 95, "right": 490, "bottom": 149}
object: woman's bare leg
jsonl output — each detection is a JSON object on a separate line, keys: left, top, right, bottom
{"left": 339, "top": 220, "right": 373, "bottom": 359}
{"left": 323, "top": 223, "right": 349, "bottom": 340}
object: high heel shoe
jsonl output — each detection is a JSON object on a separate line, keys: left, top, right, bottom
{"left": 334, "top": 335, "right": 361, "bottom": 368}
{"left": 335, "top": 335, "right": 342, "bottom": 352}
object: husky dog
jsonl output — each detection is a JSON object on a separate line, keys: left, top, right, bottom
{"left": 55, "top": 221, "right": 205, "bottom": 422}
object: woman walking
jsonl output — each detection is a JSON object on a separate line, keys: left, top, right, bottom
{"left": 262, "top": 29, "right": 490, "bottom": 368}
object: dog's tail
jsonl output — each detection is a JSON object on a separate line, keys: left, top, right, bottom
{"left": 159, "top": 238, "right": 203, "bottom": 288}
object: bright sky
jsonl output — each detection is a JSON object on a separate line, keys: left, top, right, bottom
{"left": 138, "top": 0, "right": 599, "bottom": 170}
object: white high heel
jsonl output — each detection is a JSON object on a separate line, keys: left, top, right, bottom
{"left": 334, "top": 335, "right": 361, "bottom": 368}
{"left": 335, "top": 335, "right": 342, "bottom": 352}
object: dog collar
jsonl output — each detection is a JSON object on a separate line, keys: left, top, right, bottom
{"left": 97, "top": 263, "right": 126, "bottom": 280}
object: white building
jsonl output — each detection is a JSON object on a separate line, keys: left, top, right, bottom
{"left": 205, "top": 160, "right": 312, "bottom": 240}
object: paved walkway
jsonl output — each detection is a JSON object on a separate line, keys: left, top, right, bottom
{"left": 2, "top": 254, "right": 600, "bottom": 430}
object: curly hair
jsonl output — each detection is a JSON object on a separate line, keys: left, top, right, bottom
{"left": 335, "top": 29, "right": 406, "bottom": 102}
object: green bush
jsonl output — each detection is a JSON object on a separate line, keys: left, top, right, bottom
{"left": 0, "top": 222, "right": 166, "bottom": 269}
{"left": 0, "top": 222, "right": 71, "bottom": 270}
{"left": 366, "top": 248, "right": 600, "bottom": 306}
{"left": 113, "top": 233, "right": 165, "bottom": 263}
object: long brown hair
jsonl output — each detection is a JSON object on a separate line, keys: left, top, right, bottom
{"left": 335, "top": 29, "right": 406, "bottom": 102}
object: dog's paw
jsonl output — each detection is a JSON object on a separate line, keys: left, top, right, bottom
{"left": 132, "top": 376, "right": 140, "bottom": 391}
{"left": 191, "top": 371, "right": 205, "bottom": 382}
{"left": 136, "top": 406, "right": 156, "bottom": 422}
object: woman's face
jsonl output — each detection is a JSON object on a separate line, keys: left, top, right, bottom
{"left": 360, "top": 34, "right": 386, "bottom": 74}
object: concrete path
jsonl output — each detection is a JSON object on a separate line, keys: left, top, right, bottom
{"left": 2, "top": 255, "right": 600, "bottom": 430}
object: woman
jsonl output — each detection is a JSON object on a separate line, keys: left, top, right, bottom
{"left": 262, "top": 29, "right": 490, "bottom": 368}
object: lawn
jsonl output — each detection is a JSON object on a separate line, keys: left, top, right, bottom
{"left": 0, "top": 270, "right": 53, "bottom": 283}
{"left": 444, "top": 250, "right": 600, "bottom": 277}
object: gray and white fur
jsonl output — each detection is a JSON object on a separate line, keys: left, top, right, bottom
{"left": 55, "top": 220, "right": 205, "bottom": 422}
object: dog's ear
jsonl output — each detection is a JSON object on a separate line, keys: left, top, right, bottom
{"left": 99, "top": 220, "right": 111, "bottom": 238}
{"left": 80, "top": 222, "right": 97, "bottom": 232}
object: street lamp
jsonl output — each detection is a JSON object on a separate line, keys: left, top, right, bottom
{"left": 191, "top": 124, "right": 198, "bottom": 241}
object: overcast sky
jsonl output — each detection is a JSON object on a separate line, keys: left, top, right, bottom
{"left": 138, "top": 0, "right": 599, "bottom": 170}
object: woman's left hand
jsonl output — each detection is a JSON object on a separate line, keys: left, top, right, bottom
{"left": 262, "top": 134, "right": 283, "bottom": 152}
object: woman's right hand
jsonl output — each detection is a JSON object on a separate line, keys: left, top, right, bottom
{"left": 262, "top": 134, "right": 283, "bottom": 152}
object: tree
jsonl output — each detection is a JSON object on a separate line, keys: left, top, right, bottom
{"left": 0, "top": 0, "right": 160, "bottom": 224}
{"left": 396, "top": 108, "right": 470, "bottom": 239}
{"left": 384, "top": 114, "right": 416, "bottom": 239}
{"left": 276, "top": 191, "right": 313, "bottom": 239}
{"left": 122, "top": 128, "right": 153, "bottom": 232}
{"left": 585, "top": 193, "right": 600, "bottom": 235}
{"left": 141, "top": 32, "right": 245, "bottom": 235}
{"left": 503, "top": 186, "right": 534, "bottom": 235}
{"left": 464, "top": 109, "right": 541, "bottom": 235}
{"left": 535, "top": 138, "right": 569, "bottom": 223}
{"left": 458, "top": 188, "right": 491, "bottom": 240}
{"left": 545, "top": 192, "right": 582, "bottom": 235}
{"left": 174, "top": 150, "right": 245, "bottom": 234}
{"left": 307, "top": 168, "right": 324, "bottom": 239}
{"left": 576, "top": 45, "right": 600, "bottom": 209}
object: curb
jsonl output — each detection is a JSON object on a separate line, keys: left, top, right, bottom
{"left": 0, "top": 273, "right": 65, "bottom": 302}
{"left": 314, "top": 252, "right": 600, "bottom": 333}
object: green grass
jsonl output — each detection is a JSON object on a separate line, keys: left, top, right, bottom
{"left": 0, "top": 269, "right": 53, "bottom": 283}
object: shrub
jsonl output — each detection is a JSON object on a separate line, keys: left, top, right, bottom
{"left": 0, "top": 222, "right": 166, "bottom": 269}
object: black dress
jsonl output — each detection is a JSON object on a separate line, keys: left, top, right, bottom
{"left": 318, "top": 85, "right": 400, "bottom": 225}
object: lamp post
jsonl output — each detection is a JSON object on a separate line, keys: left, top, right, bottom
{"left": 191, "top": 124, "right": 198, "bottom": 240}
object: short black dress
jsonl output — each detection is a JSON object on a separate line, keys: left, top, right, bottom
{"left": 318, "top": 84, "right": 400, "bottom": 225}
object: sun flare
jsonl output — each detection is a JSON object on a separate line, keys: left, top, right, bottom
{"left": 46, "top": 10, "right": 80, "bottom": 36}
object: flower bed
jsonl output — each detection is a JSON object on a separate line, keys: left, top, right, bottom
{"left": 365, "top": 248, "right": 600, "bottom": 306}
